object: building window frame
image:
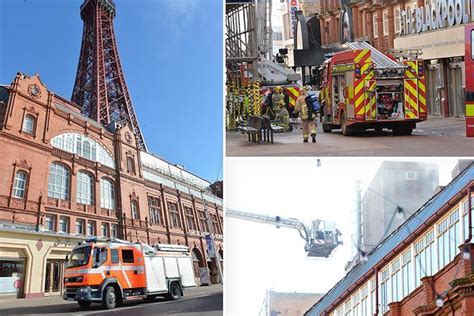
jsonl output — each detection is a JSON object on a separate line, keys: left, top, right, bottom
{"left": 373, "top": 12, "right": 378, "bottom": 38}
{"left": 12, "top": 170, "right": 28, "bottom": 199}
{"left": 48, "top": 162, "right": 70, "bottom": 200}
{"left": 131, "top": 200, "right": 139, "bottom": 220}
{"left": 76, "top": 219, "right": 85, "bottom": 235}
{"left": 101, "top": 223, "right": 109, "bottom": 237}
{"left": 87, "top": 220, "right": 96, "bottom": 236}
{"left": 22, "top": 114, "right": 36, "bottom": 135}
{"left": 76, "top": 171, "right": 94, "bottom": 205}
{"left": 394, "top": 5, "right": 401, "bottom": 34}
{"left": 184, "top": 206, "right": 197, "bottom": 231}
{"left": 111, "top": 224, "right": 118, "bottom": 238}
{"left": 414, "top": 230, "right": 435, "bottom": 287}
{"left": 127, "top": 156, "right": 135, "bottom": 175}
{"left": 167, "top": 201, "right": 182, "bottom": 229}
{"left": 382, "top": 9, "right": 389, "bottom": 36}
{"left": 100, "top": 178, "right": 115, "bottom": 209}
{"left": 44, "top": 214, "right": 55, "bottom": 231}
{"left": 198, "top": 210, "right": 209, "bottom": 232}
{"left": 59, "top": 216, "right": 69, "bottom": 233}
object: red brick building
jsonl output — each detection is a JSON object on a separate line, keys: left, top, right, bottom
{"left": 0, "top": 73, "right": 223, "bottom": 298}
{"left": 306, "top": 162, "right": 474, "bottom": 315}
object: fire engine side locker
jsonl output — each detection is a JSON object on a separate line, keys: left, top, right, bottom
{"left": 144, "top": 255, "right": 167, "bottom": 292}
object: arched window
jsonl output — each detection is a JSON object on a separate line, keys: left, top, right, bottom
{"left": 48, "top": 163, "right": 70, "bottom": 200}
{"left": 12, "top": 171, "right": 27, "bottom": 198}
{"left": 131, "top": 200, "right": 139, "bottom": 219}
{"left": 22, "top": 114, "right": 36, "bottom": 134}
{"left": 51, "top": 133, "right": 114, "bottom": 168}
{"left": 100, "top": 178, "right": 115, "bottom": 209}
{"left": 77, "top": 171, "right": 94, "bottom": 205}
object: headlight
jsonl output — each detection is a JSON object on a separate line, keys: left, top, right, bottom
{"left": 76, "top": 276, "right": 83, "bottom": 282}
{"left": 78, "top": 286, "right": 91, "bottom": 293}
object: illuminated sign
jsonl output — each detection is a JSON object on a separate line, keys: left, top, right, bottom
{"left": 400, "top": 0, "right": 474, "bottom": 35}
{"left": 289, "top": 0, "right": 299, "bottom": 38}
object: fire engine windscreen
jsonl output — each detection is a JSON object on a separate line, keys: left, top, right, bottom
{"left": 66, "top": 246, "right": 91, "bottom": 268}
{"left": 93, "top": 247, "right": 107, "bottom": 268}
{"left": 375, "top": 81, "right": 404, "bottom": 119}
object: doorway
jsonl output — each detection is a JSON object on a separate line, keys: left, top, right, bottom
{"left": 448, "top": 62, "right": 465, "bottom": 118}
{"left": 44, "top": 260, "right": 65, "bottom": 294}
{"left": 427, "top": 64, "right": 443, "bottom": 116}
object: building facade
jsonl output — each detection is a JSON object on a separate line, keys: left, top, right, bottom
{"left": 360, "top": 161, "right": 439, "bottom": 254}
{"left": 306, "top": 163, "right": 474, "bottom": 315}
{"left": 0, "top": 73, "right": 223, "bottom": 298}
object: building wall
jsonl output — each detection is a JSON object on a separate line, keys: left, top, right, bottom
{"left": 308, "top": 167, "right": 474, "bottom": 315}
{"left": 0, "top": 73, "right": 223, "bottom": 298}
{"left": 268, "top": 291, "right": 323, "bottom": 316}
{"left": 361, "top": 161, "right": 439, "bottom": 253}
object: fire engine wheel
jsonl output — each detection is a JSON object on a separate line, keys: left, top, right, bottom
{"left": 102, "top": 286, "right": 118, "bottom": 309}
{"left": 322, "top": 116, "right": 332, "bottom": 133}
{"left": 78, "top": 301, "right": 91, "bottom": 308}
{"left": 166, "top": 282, "right": 182, "bottom": 301}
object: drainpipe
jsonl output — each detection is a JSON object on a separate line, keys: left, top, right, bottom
{"left": 374, "top": 268, "right": 379, "bottom": 316}
{"left": 465, "top": 186, "right": 473, "bottom": 243}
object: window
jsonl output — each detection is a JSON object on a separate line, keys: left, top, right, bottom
{"left": 415, "top": 231, "right": 436, "bottom": 287}
{"left": 405, "top": 171, "right": 418, "bottom": 180}
{"left": 437, "top": 210, "right": 460, "bottom": 269}
{"left": 77, "top": 171, "right": 94, "bottom": 205}
{"left": 127, "top": 157, "right": 135, "bottom": 174}
{"left": 87, "top": 221, "right": 96, "bottom": 236}
{"left": 45, "top": 215, "right": 55, "bottom": 231}
{"left": 93, "top": 247, "right": 107, "bottom": 267}
{"left": 111, "top": 224, "right": 118, "bottom": 238}
{"left": 463, "top": 197, "right": 474, "bottom": 240}
{"left": 380, "top": 268, "right": 390, "bottom": 313}
{"left": 401, "top": 249, "right": 413, "bottom": 297}
{"left": 48, "top": 163, "right": 70, "bottom": 200}
{"left": 394, "top": 5, "right": 401, "bottom": 34}
{"left": 22, "top": 115, "right": 35, "bottom": 134}
{"left": 168, "top": 202, "right": 181, "bottom": 228}
{"left": 361, "top": 285, "right": 368, "bottom": 316}
{"left": 148, "top": 197, "right": 162, "bottom": 225}
{"left": 13, "top": 171, "right": 27, "bottom": 198}
{"left": 100, "top": 178, "right": 115, "bottom": 209}
{"left": 362, "top": 12, "right": 366, "bottom": 37}
{"left": 198, "top": 210, "right": 209, "bottom": 232}
{"left": 131, "top": 200, "right": 139, "bottom": 219}
{"left": 344, "top": 299, "right": 351, "bottom": 316}
{"left": 370, "top": 278, "right": 376, "bottom": 315}
{"left": 76, "top": 219, "right": 85, "bottom": 235}
{"left": 383, "top": 9, "right": 389, "bottom": 36}
{"left": 101, "top": 223, "right": 109, "bottom": 237}
{"left": 59, "top": 216, "right": 69, "bottom": 233}
{"left": 122, "top": 249, "right": 134, "bottom": 263}
{"left": 373, "top": 12, "right": 378, "bottom": 38}
{"left": 352, "top": 291, "right": 360, "bottom": 316}
{"left": 211, "top": 214, "right": 220, "bottom": 234}
{"left": 390, "top": 258, "right": 402, "bottom": 302}
{"left": 111, "top": 249, "right": 119, "bottom": 264}
{"left": 51, "top": 133, "right": 114, "bottom": 168}
{"left": 185, "top": 206, "right": 196, "bottom": 231}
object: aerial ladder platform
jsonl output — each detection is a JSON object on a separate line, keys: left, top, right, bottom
{"left": 227, "top": 208, "right": 343, "bottom": 258}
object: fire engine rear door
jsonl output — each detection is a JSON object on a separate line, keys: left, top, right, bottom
{"left": 365, "top": 79, "right": 376, "bottom": 120}
{"left": 144, "top": 256, "right": 167, "bottom": 292}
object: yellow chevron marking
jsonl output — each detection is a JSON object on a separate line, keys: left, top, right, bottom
{"left": 354, "top": 49, "right": 369, "bottom": 63}
{"left": 361, "top": 62, "right": 371, "bottom": 73}
{"left": 365, "top": 71, "right": 374, "bottom": 81}
{"left": 419, "top": 81, "right": 425, "bottom": 93}
{"left": 355, "top": 80, "right": 364, "bottom": 95}
{"left": 405, "top": 81, "right": 418, "bottom": 96}
{"left": 405, "top": 93, "right": 418, "bottom": 111}
{"left": 467, "top": 103, "right": 474, "bottom": 117}
{"left": 419, "top": 95, "right": 426, "bottom": 107}
{"left": 356, "top": 94, "right": 365, "bottom": 108}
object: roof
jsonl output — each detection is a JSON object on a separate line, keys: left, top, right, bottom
{"left": 306, "top": 163, "right": 474, "bottom": 316}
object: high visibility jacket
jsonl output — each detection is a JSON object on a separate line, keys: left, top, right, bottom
{"left": 272, "top": 93, "right": 285, "bottom": 113}
{"left": 295, "top": 94, "right": 310, "bottom": 121}
{"left": 275, "top": 107, "right": 290, "bottom": 127}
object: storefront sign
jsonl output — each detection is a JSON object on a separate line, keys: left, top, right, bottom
{"left": 289, "top": 0, "right": 299, "bottom": 38}
{"left": 400, "top": 0, "right": 474, "bottom": 35}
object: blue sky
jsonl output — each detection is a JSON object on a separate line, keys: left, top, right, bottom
{"left": 0, "top": 0, "right": 223, "bottom": 182}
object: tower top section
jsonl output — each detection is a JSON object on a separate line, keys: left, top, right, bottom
{"left": 80, "top": 0, "right": 116, "bottom": 18}
{"left": 72, "top": 0, "right": 147, "bottom": 150}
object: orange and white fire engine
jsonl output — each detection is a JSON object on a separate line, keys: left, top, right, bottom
{"left": 319, "top": 41, "right": 427, "bottom": 136}
{"left": 63, "top": 238, "right": 196, "bottom": 309}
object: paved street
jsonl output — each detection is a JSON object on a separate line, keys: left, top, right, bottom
{"left": 226, "top": 116, "right": 474, "bottom": 156}
{"left": 0, "top": 285, "right": 222, "bottom": 315}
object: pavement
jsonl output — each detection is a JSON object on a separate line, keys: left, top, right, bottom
{"left": 0, "top": 284, "right": 222, "bottom": 315}
{"left": 226, "top": 116, "right": 474, "bottom": 156}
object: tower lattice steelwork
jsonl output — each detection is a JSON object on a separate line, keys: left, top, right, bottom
{"left": 72, "top": 0, "right": 146, "bottom": 150}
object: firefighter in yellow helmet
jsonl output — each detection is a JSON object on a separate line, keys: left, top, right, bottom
{"left": 294, "top": 85, "right": 317, "bottom": 143}
{"left": 270, "top": 86, "right": 285, "bottom": 119}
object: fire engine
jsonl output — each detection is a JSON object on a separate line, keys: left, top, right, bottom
{"left": 63, "top": 238, "right": 196, "bottom": 309}
{"left": 318, "top": 41, "right": 427, "bottom": 136}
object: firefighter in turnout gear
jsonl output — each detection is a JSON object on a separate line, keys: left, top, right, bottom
{"left": 275, "top": 99, "right": 291, "bottom": 131}
{"left": 294, "top": 85, "right": 317, "bottom": 143}
{"left": 270, "top": 86, "right": 285, "bottom": 119}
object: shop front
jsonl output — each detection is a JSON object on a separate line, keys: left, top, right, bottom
{"left": 0, "top": 225, "right": 82, "bottom": 299}
{"left": 395, "top": 24, "right": 467, "bottom": 118}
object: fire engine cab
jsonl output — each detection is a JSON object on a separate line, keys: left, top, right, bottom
{"left": 318, "top": 41, "right": 427, "bottom": 136}
{"left": 63, "top": 238, "right": 196, "bottom": 309}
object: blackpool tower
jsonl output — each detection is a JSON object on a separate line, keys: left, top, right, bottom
{"left": 71, "top": 0, "right": 147, "bottom": 150}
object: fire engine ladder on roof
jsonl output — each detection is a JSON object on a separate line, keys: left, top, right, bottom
{"left": 346, "top": 41, "right": 403, "bottom": 69}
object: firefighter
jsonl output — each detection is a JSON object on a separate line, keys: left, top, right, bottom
{"left": 270, "top": 86, "right": 285, "bottom": 119}
{"left": 294, "top": 85, "right": 317, "bottom": 143}
{"left": 275, "top": 99, "right": 290, "bottom": 131}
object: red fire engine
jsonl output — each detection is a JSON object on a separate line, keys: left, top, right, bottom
{"left": 465, "top": 24, "right": 474, "bottom": 137}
